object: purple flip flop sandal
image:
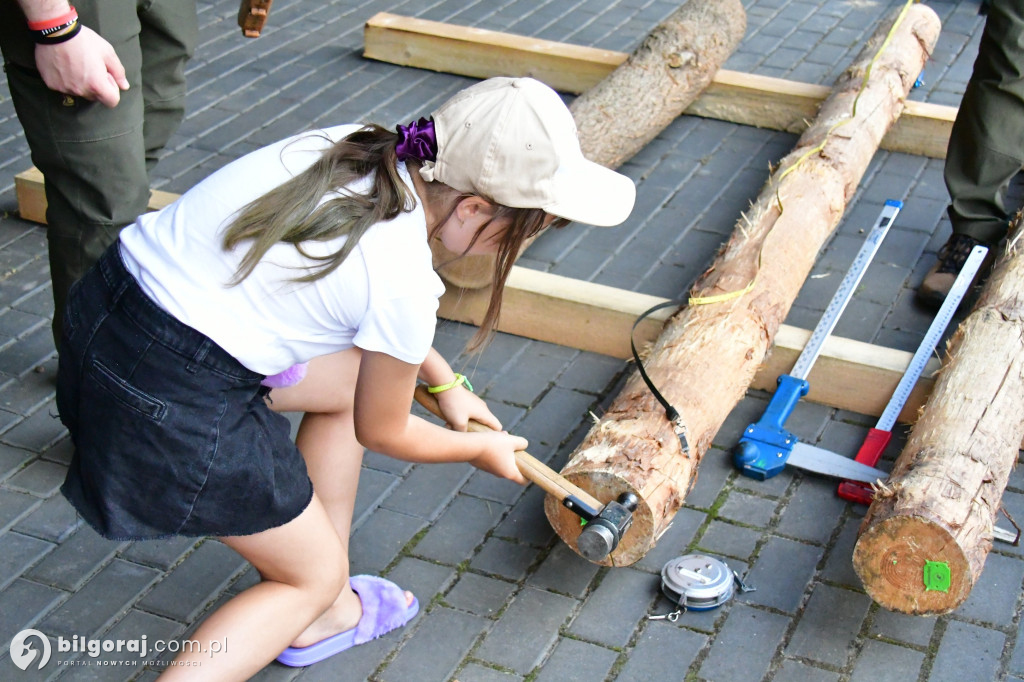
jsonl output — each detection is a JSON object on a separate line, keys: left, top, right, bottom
{"left": 276, "top": 575, "right": 419, "bottom": 667}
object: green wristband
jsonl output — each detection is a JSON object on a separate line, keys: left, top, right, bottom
{"left": 427, "top": 373, "right": 473, "bottom": 393}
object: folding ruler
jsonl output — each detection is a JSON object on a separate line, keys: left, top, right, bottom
{"left": 837, "top": 244, "right": 989, "bottom": 503}
{"left": 733, "top": 200, "right": 903, "bottom": 481}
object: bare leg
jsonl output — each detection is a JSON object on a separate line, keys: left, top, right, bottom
{"left": 266, "top": 349, "right": 411, "bottom": 648}
{"left": 158, "top": 495, "right": 351, "bottom": 681}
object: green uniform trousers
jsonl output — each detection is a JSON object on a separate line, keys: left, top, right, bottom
{"left": 0, "top": 0, "right": 197, "bottom": 344}
{"left": 944, "top": 0, "right": 1024, "bottom": 245}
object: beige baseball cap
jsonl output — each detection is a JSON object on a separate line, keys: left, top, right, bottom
{"left": 419, "top": 77, "right": 636, "bottom": 227}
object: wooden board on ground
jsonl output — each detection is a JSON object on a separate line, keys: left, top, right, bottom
{"left": 363, "top": 12, "right": 956, "bottom": 159}
{"left": 438, "top": 267, "right": 937, "bottom": 422}
{"left": 14, "top": 167, "right": 177, "bottom": 225}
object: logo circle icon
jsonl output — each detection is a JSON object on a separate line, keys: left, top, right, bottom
{"left": 9, "top": 629, "right": 51, "bottom": 670}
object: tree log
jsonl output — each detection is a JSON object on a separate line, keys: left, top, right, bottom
{"left": 430, "top": 0, "right": 746, "bottom": 288}
{"left": 852, "top": 220, "right": 1024, "bottom": 614}
{"left": 544, "top": 5, "right": 942, "bottom": 566}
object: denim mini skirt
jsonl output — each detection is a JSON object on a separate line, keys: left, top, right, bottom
{"left": 56, "top": 242, "right": 313, "bottom": 540}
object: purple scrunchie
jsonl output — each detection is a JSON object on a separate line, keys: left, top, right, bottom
{"left": 395, "top": 117, "right": 437, "bottom": 162}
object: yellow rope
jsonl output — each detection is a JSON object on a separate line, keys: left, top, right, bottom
{"left": 687, "top": 0, "right": 918, "bottom": 308}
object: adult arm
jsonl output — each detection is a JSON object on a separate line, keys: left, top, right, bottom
{"left": 356, "top": 350, "right": 527, "bottom": 484}
{"left": 17, "top": 0, "right": 129, "bottom": 107}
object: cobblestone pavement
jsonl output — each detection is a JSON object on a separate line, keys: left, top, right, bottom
{"left": 1, "top": 0, "right": 1021, "bottom": 680}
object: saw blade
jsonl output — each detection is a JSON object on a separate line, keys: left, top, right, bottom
{"left": 790, "top": 442, "right": 888, "bottom": 483}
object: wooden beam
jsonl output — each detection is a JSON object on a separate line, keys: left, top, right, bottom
{"left": 439, "top": 267, "right": 936, "bottom": 423}
{"left": 363, "top": 12, "right": 955, "bottom": 159}
{"left": 14, "top": 166, "right": 178, "bottom": 225}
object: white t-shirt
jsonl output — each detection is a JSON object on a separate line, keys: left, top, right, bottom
{"left": 119, "top": 125, "right": 446, "bottom": 375}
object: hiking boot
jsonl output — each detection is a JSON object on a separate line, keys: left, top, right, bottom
{"left": 916, "top": 233, "right": 990, "bottom": 309}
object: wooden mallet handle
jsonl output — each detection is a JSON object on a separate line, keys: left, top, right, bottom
{"left": 412, "top": 384, "right": 602, "bottom": 510}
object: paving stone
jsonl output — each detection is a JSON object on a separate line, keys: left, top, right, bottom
{"left": 717, "top": 491, "right": 778, "bottom": 528}
{"left": 26, "top": 524, "right": 127, "bottom": 592}
{"left": 445, "top": 572, "right": 516, "bottom": 617}
{"left": 1, "top": 402, "right": 67, "bottom": 453}
{"left": 4, "top": 459, "right": 66, "bottom": 497}
{"left": 775, "top": 659, "right": 842, "bottom": 682}
{"left": 413, "top": 494, "right": 508, "bottom": 564}
{"left": 819, "top": 517, "right": 863, "bottom": 588}
{"left": 1010, "top": 613, "right": 1024, "bottom": 676}
{"left": 380, "top": 462, "right": 472, "bottom": 521}
{"left": 455, "top": 662, "right": 523, "bottom": 682}
{"left": 137, "top": 540, "right": 247, "bottom": 622}
{"left": 743, "top": 536, "right": 825, "bottom": 613}
{"left": 555, "top": 352, "right": 627, "bottom": 396}
{"left": 38, "top": 559, "right": 160, "bottom": 638}
{"left": 929, "top": 620, "right": 1006, "bottom": 682}
{"left": 491, "top": 485, "right": 555, "bottom": 548}
{"left": 568, "top": 567, "right": 658, "bottom": 648}
{"left": 379, "top": 606, "right": 487, "bottom": 682}
{"left": 953, "top": 551, "right": 1024, "bottom": 627}
{"left": 0, "top": 326, "right": 54, "bottom": 379}
{"left": 483, "top": 345, "right": 572, "bottom": 406}
{"left": 348, "top": 508, "right": 426, "bottom": 577}
{"left": 0, "top": 487, "right": 41, "bottom": 533}
{"left": 68, "top": 610, "right": 183, "bottom": 679}
{"left": 849, "top": 639, "right": 925, "bottom": 682}
{"left": 118, "top": 536, "right": 200, "bottom": 571}
{"left": 775, "top": 476, "right": 848, "bottom": 544}
{"left": 386, "top": 555, "right": 457, "bottom": 608}
{"left": 475, "top": 587, "right": 578, "bottom": 675}
{"left": 632, "top": 506, "right": 707, "bottom": 575}
{"left": 41, "top": 437, "right": 73, "bottom": 466}
{"left": 0, "top": 441, "right": 35, "bottom": 481}
{"left": 512, "top": 386, "right": 596, "bottom": 452}
{"left": 614, "top": 621, "right": 707, "bottom": 682}
{"left": 351, "top": 466, "right": 399, "bottom": 530}
{"left": 0, "top": 530, "right": 52, "bottom": 591}
{"left": 0, "top": 578, "right": 65, "bottom": 651}
{"left": 470, "top": 538, "right": 540, "bottom": 581}
{"left": 786, "top": 583, "right": 872, "bottom": 667}
{"left": 12, "top": 493, "right": 80, "bottom": 543}
{"left": 527, "top": 543, "right": 602, "bottom": 598}
{"left": 533, "top": 637, "right": 619, "bottom": 682}
{"left": 682, "top": 448, "right": 734, "bottom": 510}
{"left": 698, "top": 603, "right": 790, "bottom": 682}
{"left": 697, "top": 519, "right": 762, "bottom": 561}
{"left": 869, "top": 607, "right": 937, "bottom": 648}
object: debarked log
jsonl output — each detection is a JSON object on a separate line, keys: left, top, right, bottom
{"left": 429, "top": 0, "right": 746, "bottom": 288}
{"left": 544, "top": 4, "right": 942, "bottom": 566}
{"left": 852, "top": 218, "right": 1024, "bottom": 615}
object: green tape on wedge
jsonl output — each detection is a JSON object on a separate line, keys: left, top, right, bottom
{"left": 923, "top": 561, "right": 950, "bottom": 592}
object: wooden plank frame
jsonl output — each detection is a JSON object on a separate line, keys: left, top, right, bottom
{"left": 363, "top": 12, "right": 956, "bottom": 159}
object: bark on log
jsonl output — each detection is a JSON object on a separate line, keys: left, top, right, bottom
{"left": 430, "top": 0, "right": 746, "bottom": 288}
{"left": 544, "top": 5, "right": 942, "bottom": 566}
{"left": 852, "top": 219, "right": 1024, "bottom": 615}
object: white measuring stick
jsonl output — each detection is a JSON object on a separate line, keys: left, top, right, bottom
{"left": 790, "top": 201, "right": 902, "bottom": 380}
{"left": 875, "top": 244, "right": 988, "bottom": 431}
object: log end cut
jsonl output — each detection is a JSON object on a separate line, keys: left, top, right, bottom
{"left": 543, "top": 470, "right": 655, "bottom": 567}
{"left": 852, "top": 515, "right": 974, "bottom": 615}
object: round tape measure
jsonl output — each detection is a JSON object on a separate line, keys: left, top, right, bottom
{"left": 660, "top": 554, "right": 734, "bottom": 611}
